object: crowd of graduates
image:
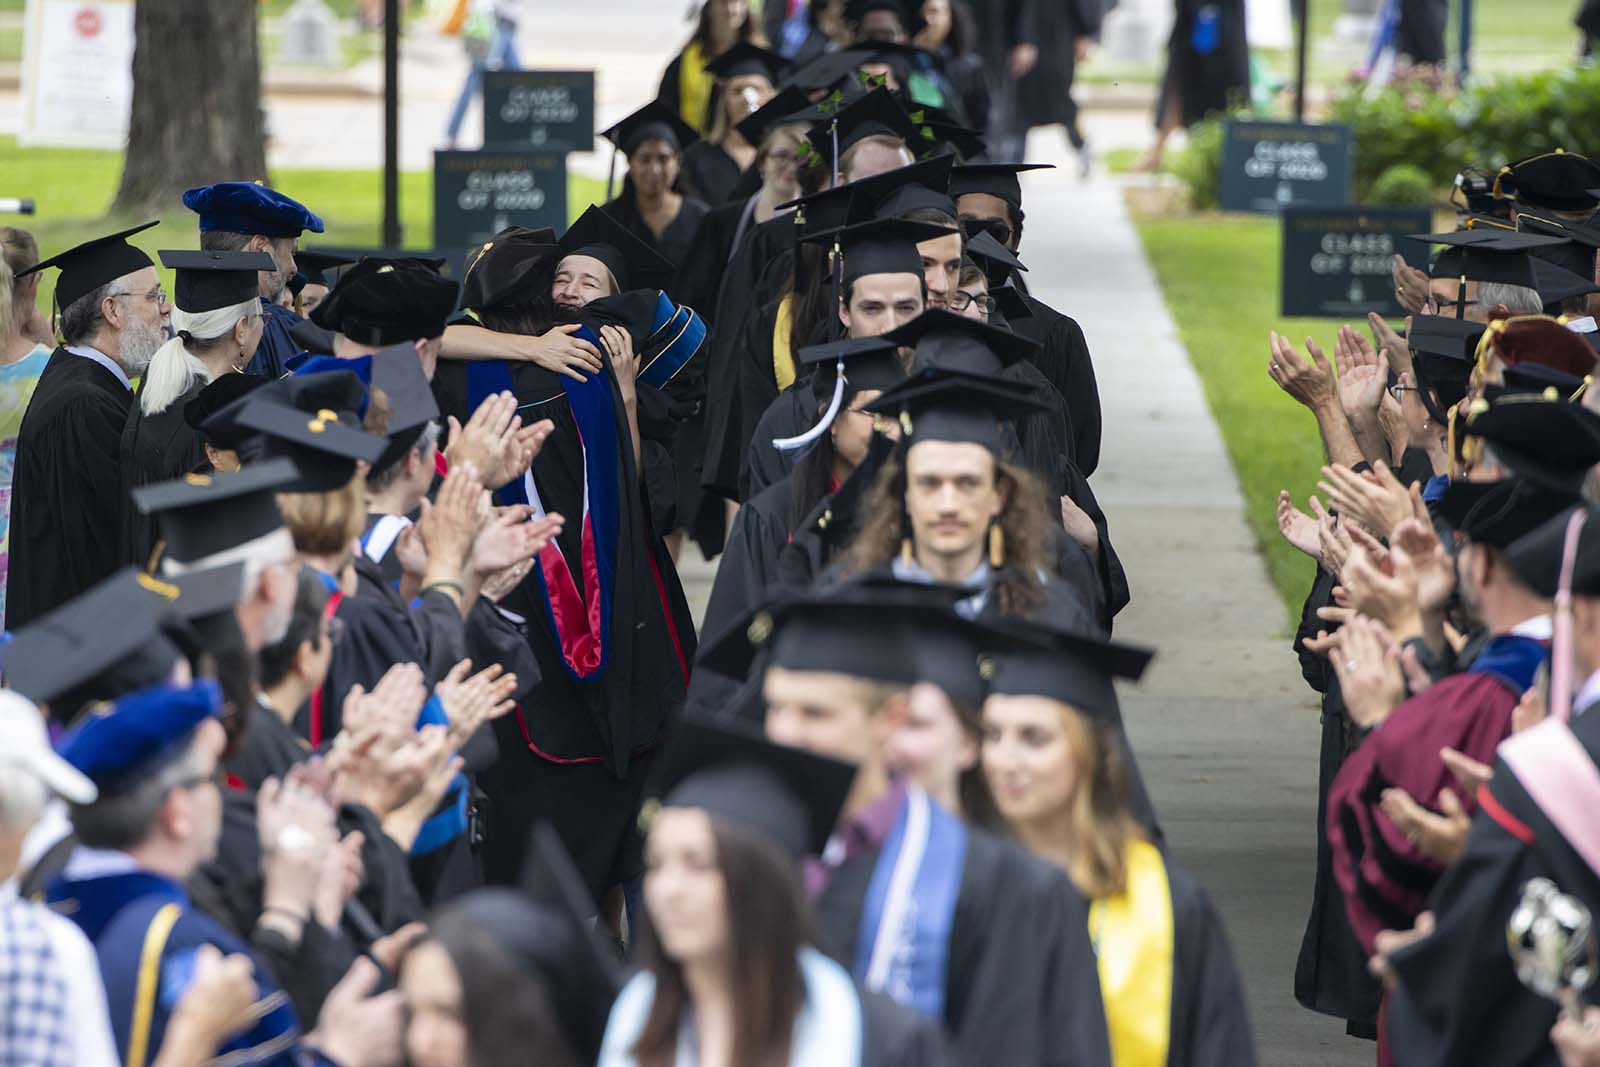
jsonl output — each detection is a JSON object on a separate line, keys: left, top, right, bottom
{"left": 1, "top": 1, "right": 1599, "bottom": 1066}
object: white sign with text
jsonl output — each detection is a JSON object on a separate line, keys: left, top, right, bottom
{"left": 19, "top": 0, "right": 135, "bottom": 148}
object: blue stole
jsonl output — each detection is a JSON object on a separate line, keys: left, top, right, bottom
{"left": 1471, "top": 632, "right": 1549, "bottom": 693}
{"left": 853, "top": 788, "right": 968, "bottom": 1019}
{"left": 466, "top": 347, "right": 620, "bottom": 683}
{"left": 412, "top": 693, "right": 469, "bottom": 855}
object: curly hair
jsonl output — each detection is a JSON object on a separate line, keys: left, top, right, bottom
{"left": 837, "top": 445, "right": 1053, "bottom": 617}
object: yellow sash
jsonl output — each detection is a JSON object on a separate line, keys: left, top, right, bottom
{"left": 126, "top": 902, "right": 183, "bottom": 1067}
{"left": 1089, "top": 839, "right": 1175, "bottom": 1067}
{"left": 678, "top": 40, "right": 714, "bottom": 136}
{"left": 773, "top": 293, "right": 796, "bottom": 391}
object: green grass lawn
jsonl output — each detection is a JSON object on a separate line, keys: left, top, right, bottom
{"left": 1134, "top": 211, "right": 1355, "bottom": 624}
{"left": 0, "top": 136, "right": 606, "bottom": 308}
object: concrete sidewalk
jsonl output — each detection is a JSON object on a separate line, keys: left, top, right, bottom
{"left": 1020, "top": 145, "right": 1368, "bottom": 1065}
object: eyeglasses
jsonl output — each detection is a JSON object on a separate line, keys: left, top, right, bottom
{"left": 765, "top": 149, "right": 799, "bottom": 166}
{"left": 109, "top": 286, "right": 167, "bottom": 305}
{"left": 948, "top": 291, "right": 996, "bottom": 314}
{"left": 959, "top": 215, "right": 1014, "bottom": 249}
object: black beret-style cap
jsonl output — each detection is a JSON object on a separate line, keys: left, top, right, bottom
{"left": 158, "top": 249, "right": 277, "bottom": 313}
{"left": 557, "top": 205, "right": 674, "bottom": 295}
{"left": 20, "top": 220, "right": 158, "bottom": 311}
{"left": 1506, "top": 504, "right": 1600, "bottom": 598}
{"left": 650, "top": 716, "right": 858, "bottom": 858}
{"left": 1463, "top": 392, "right": 1600, "bottom": 495}
{"left": 1499, "top": 150, "right": 1600, "bottom": 213}
{"left": 460, "top": 225, "right": 558, "bottom": 313}
{"left": 1436, "top": 476, "right": 1580, "bottom": 548}
{"left": 132, "top": 458, "right": 297, "bottom": 566}
{"left": 599, "top": 99, "right": 700, "bottom": 157}
{"left": 978, "top": 616, "right": 1154, "bottom": 723}
{"left": 311, "top": 257, "right": 461, "bottom": 345}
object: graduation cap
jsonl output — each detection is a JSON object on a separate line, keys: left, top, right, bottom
{"left": 310, "top": 257, "right": 461, "bottom": 345}
{"left": 703, "top": 40, "right": 788, "bottom": 84}
{"left": 913, "top": 106, "right": 987, "bottom": 161}
{"left": 223, "top": 373, "right": 386, "bottom": 491}
{"left": 1408, "top": 314, "right": 1486, "bottom": 365}
{"left": 1496, "top": 360, "right": 1587, "bottom": 398}
{"left": 599, "top": 99, "right": 700, "bottom": 156}
{"left": 977, "top": 617, "right": 1154, "bottom": 722}
{"left": 288, "top": 316, "right": 337, "bottom": 357}
{"left": 798, "top": 335, "right": 905, "bottom": 396}
{"left": 1496, "top": 150, "right": 1600, "bottom": 214}
{"left": 293, "top": 250, "right": 355, "bottom": 289}
{"left": 776, "top": 184, "right": 856, "bottom": 239}
{"left": 949, "top": 163, "right": 1056, "bottom": 208}
{"left": 18, "top": 221, "right": 158, "bottom": 312}
{"left": 369, "top": 345, "right": 441, "bottom": 476}
{"left": 834, "top": 154, "right": 957, "bottom": 224}
{"left": 864, "top": 367, "right": 1044, "bottom": 456}
{"left": 57, "top": 680, "right": 222, "bottom": 796}
{"left": 557, "top": 205, "right": 674, "bottom": 294}
{"left": 805, "top": 88, "right": 922, "bottom": 172}
{"left": 1462, "top": 392, "right": 1600, "bottom": 494}
{"left": 184, "top": 374, "right": 270, "bottom": 451}
{"left": 1435, "top": 477, "right": 1580, "bottom": 548}
{"left": 845, "top": 0, "right": 924, "bottom": 32}
{"left": 881, "top": 307, "right": 1040, "bottom": 375}
{"left": 131, "top": 458, "right": 297, "bottom": 567}
{"left": 1506, "top": 503, "right": 1600, "bottom": 597}
{"left": 649, "top": 716, "right": 857, "bottom": 858}
{"left": 734, "top": 85, "right": 813, "bottom": 148}
{"left": 182, "top": 181, "right": 324, "bottom": 238}
{"left": 966, "top": 229, "right": 1027, "bottom": 286}
{"left": 157, "top": 249, "right": 277, "bottom": 313}
{"left": 782, "top": 48, "right": 876, "bottom": 93}
{"left": 1419, "top": 229, "right": 1566, "bottom": 292}
{"left": 461, "top": 226, "right": 559, "bottom": 313}
{"left": 292, "top": 353, "right": 373, "bottom": 418}
{"left": 1532, "top": 257, "right": 1600, "bottom": 308}
{"left": 816, "top": 216, "right": 954, "bottom": 285}
{"left": 990, "top": 285, "right": 1033, "bottom": 329}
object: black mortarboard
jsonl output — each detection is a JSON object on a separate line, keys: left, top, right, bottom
{"left": 991, "top": 285, "right": 1033, "bottom": 329}
{"left": 185, "top": 374, "right": 270, "bottom": 450}
{"left": 19, "top": 221, "right": 158, "bottom": 312}
{"left": 806, "top": 88, "right": 921, "bottom": 169}
{"left": 651, "top": 716, "right": 857, "bottom": 858}
{"left": 1532, "top": 257, "right": 1600, "bottom": 307}
{"left": 0, "top": 569, "right": 185, "bottom": 708}
{"left": 840, "top": 153, "right": 956, "bottom": 223}
{"left": 1498, "top": 150, "right": 1600, "bottom": 214}
{"left": 157, "top": 249, "right": 277, "bottom": 313}
{"left": 460, "top": 226, "right": 559, "bottom": 312}
{"left": 131, "top": 458, "right": 298, "bottom": 566}
{"left": 1506, "top": 504, "right": 1600, "bottom": 597}
{"left": 703, "top": 41, "right": 788, "bottom": 83}
{"left": 783, "top": 48, "right": 876, "bottom": 92}
{"left": 1435, "top": 477, "right": 1579, "bottom": 548}
{"left": 1519, "top": 212, "right": 1600, "bottom": 250}
{"left": 1462, "top": 393, "right": 1600, "bottom": 495}
{"left": 966, "top": 229, "right": 1026, "bottom": 286}
{"left": 864, "top": 368, "right": 1044, "bottom": 455}
{"left": 734, "top": 85, "right": 813, "bottom": 147}
{"left": 778, "top": 184, "right": 856, "bottom": 239}
{"left": 978, "top": 617, "right": 1154, "bottom": 722}
{"left": 881, "top": 307, "right": 1040, "bottom": 374}
{"left": 370, "top": 345, "right": 441, "bottom": 476}
{"left": 293, "top": 250, "right": 355, "bottom": 289}
{"left": 1408, "top": 314, "right": 1485, "bottom": 364}
{"left": 1420, "top": 229, "right": 1565, "bottom": 290}
{"left": 557, "top": 205, "right": 674, "bottom": 294}
{"left": 599, "top": 99, "right": 700, "bottom": 156}
{"left": 311, "top": 257, "right": 461, "bottom": 344}
{"left": 845, "top": 0, "right": 923, "bottom": 32}
{"left": 832, "top": 571, "right": 989, "bottom": 707}
{"left": 816, "top": 216, "right": 953, "bottom": 284}
{"left": 911, "top": 104, "right": 986, "bottom": 160}
{"left": 288, "top": 317, "right": 337, "bottom": 357}
{"left": 222, "top": 373, "right": 386, "bottom": 491}
{"left": 949, "top": 163, "right": 1055, "bottom": 208}
{"left": 796, "top": 335, "right": 905, "bottom": 398}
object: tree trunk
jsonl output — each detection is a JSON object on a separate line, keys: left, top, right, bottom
{"left": 111, "top": 0, "right": 267, "bottom": 217}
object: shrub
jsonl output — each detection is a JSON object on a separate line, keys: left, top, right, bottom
{"left": 1367, "top": 162, "right": 1435, "bottom": 206}
{"left": 1169, "top": 114, "right": 1230, "bottom": 210}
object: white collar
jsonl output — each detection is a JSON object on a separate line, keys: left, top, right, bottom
{"left": 60, "top": 847, "right": 139, "bottom": 880}
{"left": 1565, "top": 315, "right": 1597, "bottom": 334}
{"left": 64, "top": 344, "right": 131, "bottom": 391}
{"left": 1510, "top": 614, "right": 1554, "bottom": 640}
{"left": 1575, "top": 668, "right": 1600, "bottom": 718}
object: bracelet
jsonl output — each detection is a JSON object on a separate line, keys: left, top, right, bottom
{"left": 260, "top": 906, "right": 308, "bottom": 927}
{"left": 421, "top": 580, "right": 465, "bottom": 599}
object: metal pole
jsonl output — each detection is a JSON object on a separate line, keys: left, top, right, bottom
{"left": 382, "top": 0, "right": 401, "bottom": 248}
{"left": 1458, "top": 0, "right": 1473, "bottom": 85}
{"left": 1294, "top": 0, "right": 1310, "bottom": 122}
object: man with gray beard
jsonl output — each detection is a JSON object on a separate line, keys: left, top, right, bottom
{"left": 8, "top": 222, "right": 170, "bottom": 627}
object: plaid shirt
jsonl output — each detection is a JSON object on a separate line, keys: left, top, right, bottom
{"left": 0, "top": 893, "right": 74, "bottom": 1067}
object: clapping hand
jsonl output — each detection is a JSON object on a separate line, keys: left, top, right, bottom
{"left": 416, "top": 463, "right": 489, "bottom": 577}
{"left": 1268, "top": 331, "right": 1339, "bottom": 412}
{"left": 1333, "top": 324, "right": 1390, "bottom": 421}
{"left": 1379, "top": 784, "right": 1471, "bottom": 865}
{"left": 1277, "top": 490, "right": 1321, "bottom": 560}
{"left": 338, "top": 663, "right": 428, "bottom": 742}
{"left": 162, "top": 945, "right": 261, "bottom": 1062}
{"left": 444, "top": 391, "right": 556, "bottom": 491}
{"left": 1368, "top": 311, "right": 1413, "bottom": 377}
{"left": 1317, "top": 461, "right": 1413, "bottom": 541}
{"left": 471, "top": 504, "right": 564, "bottom": 578}
{"left": 257, "top": 771, "right": 339, "bottom": 937}
{"left": 1307, "top": 613, "right": 1407, "bottom": 728}
{"left": 1392, "top": 255, "right": 1431, "bottom": 315}
{"left": 305, "top": 957, "right": 406, "bottom": 1067}
{"left": 1370, "top": 911, "right": 1435, "bottom": 992}
{"left": 433, "top": 659, "right": 519, "bottom": 748}
{"left": 314, "top": 831, "right": 365, "bottom": 930}
{"left": 1552, "top": 1007, "right": 1600, "bottom": 1066}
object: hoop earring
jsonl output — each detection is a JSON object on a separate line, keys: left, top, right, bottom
{"left": 988, "top": 522, "right": 1005, "bottom": 568}
{"left": 901, "top": 537, "right": 914, "bottom": 565}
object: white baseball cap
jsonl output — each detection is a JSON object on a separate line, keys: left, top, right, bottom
{"left": 0, "top": 691, "right": 97, "bottom": 805}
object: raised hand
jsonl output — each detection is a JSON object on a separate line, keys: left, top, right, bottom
{"left": 1379, "top": 785, "right": 1471, "bottom": 865}
{"left": 1391, "top": 254, "right": 1431, "bottom": 315}
{"left": 471, "top": 505, "right": 565, "bottom": 577}
{"left": 433, "top": 659, "right": 519, "bottom": 748}
{"left": 305, "top": 957, "right": 406, "bottom": 1067}
{"left": 339, "top": 662, "right": 428, "bottom": 740}
{"left": 1317, "top": 461, "right": 1413, "bottom": 541}
{"left": 1391, "top": 517, "right": 1455, "bottom": 614}
{"left": 1328, "top": 614, "right": 1406, "bottom": 728}
{"left": 1277, "top": 490, "right": 1321, "bottom": 559}
{"left": 1268, "top": 331, "right": 1339, "bottom": 412}
{"left": 257, "top": 774, "right": 338, "bottom": 935}
{"left": 314, "top": 830, "right": 365, "bottom": 929}
{"left": 161, "top": 945, "right": 261, "bottom": 1063}
{"left": 416, "top": 462, "right": 488, "bottom": 579}
{"left": 1368, "top": 311, "right": 1413, "bottom": 377}
{"left": 1343, "top": 542, "right": 1424, "bottom": 640}
{"left": 600, "top": 324, "right": 640, "bottom": 406}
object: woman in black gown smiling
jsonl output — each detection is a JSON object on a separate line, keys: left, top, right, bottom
{"left": 601, "top": 101, "right": 712, "bottom": 274}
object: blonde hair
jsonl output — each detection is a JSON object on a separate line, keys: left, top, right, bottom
{"left": 279, "top": 472, "right": 368, "bottom": 557}
{"left": 1053, "top": 706, "right": 1142, "bottom": 900}
{"left": 0, "top": 227, "right": 40, "bottom": 342}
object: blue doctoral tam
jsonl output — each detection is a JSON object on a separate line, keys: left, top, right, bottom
{"left": 182, "top": 181, "right": 325, "bottom": 238}
{"left": 57, "top": 681, "right": 222, "bottom": 795}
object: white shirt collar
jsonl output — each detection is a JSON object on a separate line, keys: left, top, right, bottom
{"left": 1510, "top": 614, "right": 1554, "bottom": 640}
{"left": 1565, "top": 315, "right": 1597, "bottom": 334}
{"left": 64, "top": 344, "right": 131, "bottom": 391}
{"left": 60, "top": 847, "right": 139, "bottom": 880}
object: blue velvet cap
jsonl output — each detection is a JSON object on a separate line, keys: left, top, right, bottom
{"left": 292, "top": 354, "right": 374, "bottom": 418}
{"left": 57, "top": 681, "right": 222, "bottom": 795}
{"left": 182, "top": 181, "right": 325, "bottom": 238}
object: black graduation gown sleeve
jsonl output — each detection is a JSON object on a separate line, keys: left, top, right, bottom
{"left": 1167, "top": 862, "right": 1258, "bottom": 1067}
{"left": 298, "top": 593, "right": 425, "bottom": 740}
{"left": 7, "top": 348, "right": 131, "bottom": 628}
{"left": 860, "top": 987, "right": 958, "bottom": 1067}
{"left": 118, "top": 380, "right": 207, "bottom": 569}
{"left": 1017, "top": 295, "right": 1102, "bottom": 478}
{"left": 678, "top": 141, "right": 747, "bottom": 207}
{"left": 817, "top": 825, "right": 1113, "bottom": 1067}
{"left": 703, "top": 298, "right": 782, "bottom": 501}
{"left": 743, "top": 383, "right": 814, "bottom": 500}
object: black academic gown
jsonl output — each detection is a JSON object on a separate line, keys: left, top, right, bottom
{"left": 604, "top": 189, "right": 712, "bottom": 272}
{"left": 118, "top": 379, "right": 207, "bottom": 570}
{"left": 8, "top": 347, "right": 131, "bottom": 629}
{"left": 817, "top": 817, "right": 1114, "bottom": 1067}
{"left": 1156, "top": 0, "right": 1250, "bottom": 128}
{"left": 432, "top": 356, "right": 697, "bottom": 899}
{"left": 1016, "top": 0, "right": 1105, "bottom": 134}
{"left": 1385, "top": 705, "right": 1600, "bottom": 1066}
{"left": 1164, "top": 860, "right": 1260, "bottom": 1067}
{"left": 678, "top": 140, "right": 752, "bottom": 207}
{"left": 1014, "top": 292, "right": 1102, "bottom": 479}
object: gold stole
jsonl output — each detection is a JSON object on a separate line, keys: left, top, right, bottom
{"left": 773, "top": 293, "right": 796, "bottom": 391}
{"left": 1089, "top": 839, "right": 1175, "bottom": 1067}
{"left": 678, "top": 40, "right": 714, "bottom": 136}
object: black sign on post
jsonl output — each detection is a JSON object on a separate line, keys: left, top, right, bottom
{"left": 433, "top": 150, "right": 568, "bottom": 252}
{"left": 1219, "top": 121, "right": 1353, "bottom": 214}
{"left": 1279, "top": 207, "right": 1433, "bottom": 319}
{"left": 482, "top": 70, "right": 595, "bottom": 151}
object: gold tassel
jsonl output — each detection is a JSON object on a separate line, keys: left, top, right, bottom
{"left": 901, "top": 537, "right": 914, "bottom": 565}
{"left": 988, "top": 522, "right": 1005, "bottom": 568}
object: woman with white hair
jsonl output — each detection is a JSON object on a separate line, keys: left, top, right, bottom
{"left": 119, "top": 250, "right": 271, "bottom": 568}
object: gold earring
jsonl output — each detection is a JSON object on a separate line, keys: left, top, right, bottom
{"left": 988, "top": 522, "right": 1005, "bottom": 568}
{"left": 901, "top": 537, "right": 914, "bottom": 565}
